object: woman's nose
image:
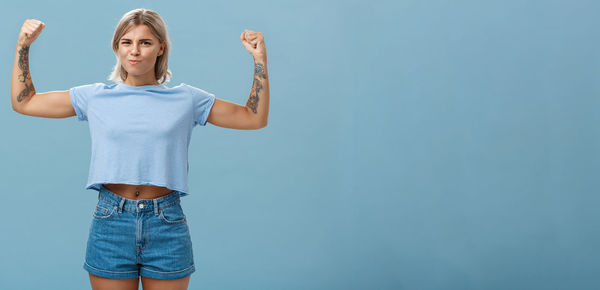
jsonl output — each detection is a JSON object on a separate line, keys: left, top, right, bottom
{"left": 130, "top": 45, "right": 140, "bottom": 55}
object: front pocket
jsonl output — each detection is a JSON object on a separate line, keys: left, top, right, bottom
{"left": 159, "top": 203, "right": 187, "bottom": 224}
{"left": 92, "top": 204, "right": 117, "bottom": 220}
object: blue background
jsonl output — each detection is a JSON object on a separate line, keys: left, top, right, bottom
{"left": 1, "top": 0, "right": 599, "bottom": 289}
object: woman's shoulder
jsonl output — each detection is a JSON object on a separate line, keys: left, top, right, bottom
{"left": 70, "top": 82, "right": 113, "bottom": 95}
{"left": 178, "top": 83, "right": 214, "bottom": 97}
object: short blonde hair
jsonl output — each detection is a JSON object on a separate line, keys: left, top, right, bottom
{"left": 107, "top": 8, "right": 172, "bottom": 84}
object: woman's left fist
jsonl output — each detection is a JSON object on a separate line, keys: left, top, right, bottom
{"left": 241, "top": 30, "right": 266, "bottom": 60}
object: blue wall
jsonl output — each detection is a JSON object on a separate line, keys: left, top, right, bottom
{"left": 1, "top": 0, "right": 598, "bottom": 289}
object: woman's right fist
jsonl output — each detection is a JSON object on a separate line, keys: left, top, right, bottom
{"left": 18, "top": 19, "right": 45, "bottom": 47}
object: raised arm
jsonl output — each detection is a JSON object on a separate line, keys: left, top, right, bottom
{"left": 11, "top": 19, "right": 75, "bottom": 118}
{"left": 206, "top": 30, "right": 269, "bottom": 130}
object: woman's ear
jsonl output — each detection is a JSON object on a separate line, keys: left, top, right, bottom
{"left": 158, "top": 42, "right": 165, "bottom": 56}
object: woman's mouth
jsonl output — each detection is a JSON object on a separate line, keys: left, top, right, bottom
{"left": 129, "top": 60, "right": 141, "bottom": 65}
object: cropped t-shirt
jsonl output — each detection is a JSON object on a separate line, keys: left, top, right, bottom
{"left": 69, "top": 82, "right": 216, "bottom": 197}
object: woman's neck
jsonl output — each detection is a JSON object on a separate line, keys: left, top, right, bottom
{"left": 123, "top": 77, "right": 159, "bottom": 87}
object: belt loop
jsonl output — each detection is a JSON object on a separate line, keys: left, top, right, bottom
{"left": 153, "top": 199, "right": 159, "bottom": 216}
{"left": 118, "top": 198, "right": 126, "bottom": 214}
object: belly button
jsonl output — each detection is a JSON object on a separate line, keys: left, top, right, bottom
{"left": 135, "top": 191, "right": 140, "bottom": 196}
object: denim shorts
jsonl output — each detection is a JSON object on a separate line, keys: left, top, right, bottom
{"left": 83, "top": 185, "right": 195, "bottom": 280}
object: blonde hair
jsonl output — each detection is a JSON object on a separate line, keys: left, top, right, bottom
{"left": 107, "top": 8, "right": 172, "bottom": 84}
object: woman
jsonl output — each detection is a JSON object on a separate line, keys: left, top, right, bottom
{"left": 10, "top": 8, "right": 269, "bottom": 290}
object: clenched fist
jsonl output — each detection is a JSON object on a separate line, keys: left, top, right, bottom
{"left": 17, "top": 19, "right": 45, "bottom": 48}
{"left": 240, "top": 30, "right": 267, "bottom": 61}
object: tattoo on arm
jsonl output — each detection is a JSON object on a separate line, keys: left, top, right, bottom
{"left": 17, "top": 46, "right": 35, "bottom": 102}
{"left": 254, "top": 63, "right": 266, "bottom": 78}
{"left": 246, "top": 77, "right": 262, "bottom": 114}
{"left": 17, "top": 83, "right": 35, "bottom": 103}
{"left": 246, "top": 63, "right": 266, "bottom": 114}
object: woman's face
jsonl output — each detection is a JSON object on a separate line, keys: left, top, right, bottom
{"left": 118, "top": 24, "right": 164, "bottom": 83}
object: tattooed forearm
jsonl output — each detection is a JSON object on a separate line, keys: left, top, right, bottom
{"left": 16, "top": 45, "right": 35, "bottom": 102}
{"left": 18, "top": 46, "right": 31, "bottom": 82}
{"left": 246, "top": 77, "right": 262, "bottom": 113}
{"left": 246, "top": 62, "right": 267, "bottom": 114}
{"left": 254, "top": 63, "right": 266, "bottom": 79}
{"left": 17, "top": 83, "right": 35, "bottom": 103}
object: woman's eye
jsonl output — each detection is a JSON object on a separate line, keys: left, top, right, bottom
{"left": 120, "top": 41, "right": 150, "bottom": 45}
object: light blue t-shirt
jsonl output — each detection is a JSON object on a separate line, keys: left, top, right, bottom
{"left": 69, "top": 82, "right": 216, "bottom": 197}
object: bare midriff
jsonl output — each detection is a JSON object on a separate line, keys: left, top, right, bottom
{"left": 103, "top": 183, "right": 175, "bottom": 200}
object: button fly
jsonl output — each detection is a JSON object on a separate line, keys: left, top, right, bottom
{"left": 139, "top": 204, "right": 145, "bottom": 209}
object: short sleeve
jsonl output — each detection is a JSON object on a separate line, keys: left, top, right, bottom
{"left": 69, "top": 83, "right": 104, "bottom": 121}
{"left": 187, "top": 84, "right": 216, "bottom": 127}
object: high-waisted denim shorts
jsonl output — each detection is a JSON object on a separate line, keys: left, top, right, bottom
{"left": 83, "top": 185, "right": 195, "bottom": 280}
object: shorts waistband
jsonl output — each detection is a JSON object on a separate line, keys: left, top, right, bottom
{"left": 98, "top": 184, "right": 181, "bottom": 214}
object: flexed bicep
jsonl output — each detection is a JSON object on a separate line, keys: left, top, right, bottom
{"left": 206, "top": 97, "right": 264, "bottom": 130}
{"left": 16, "top": 90, "right": 76, "bottom": 119}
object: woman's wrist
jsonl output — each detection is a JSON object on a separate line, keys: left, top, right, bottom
{"left": 253, "top": 56, "right": 267, "bottom": 64}
{"left": 16, "top": 41, "right": 31, "bottom": 50}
